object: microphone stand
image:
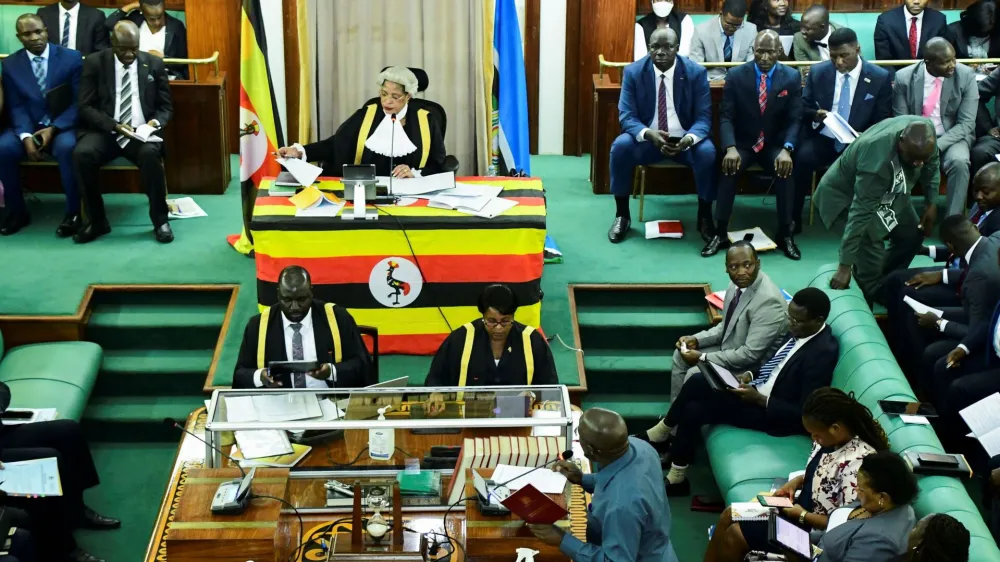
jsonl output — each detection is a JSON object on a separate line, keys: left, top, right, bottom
{"left": 389, "top": 113, "right": 396, "bottom": 197}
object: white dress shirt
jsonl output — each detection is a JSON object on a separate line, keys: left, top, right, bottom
{"left": 929, "top": 209, "right": 991, "bottom": 264}
{"left": 58, "top": 2, "right": 80, "bottom": 51}
{"left": 254, "top": 309, "right": 337, "bottom": 388}
{"left": 18, "top": 45, "right": 50, "bottom": 142}
{"left": 633, "top": 16, "right": 695, "bottom": 60}
{"left": 113, "top": 60, "right": 147, "bottom": 129}
{"left": 756, "top": 325, "right": 826, "bottom": 398}
{"left": 907, "top": 8, "right": 925, "bottom": 52}
{"left": 139, "top": 21, "right": 167, "bottom": 55}
{"left": 816, "top": 27, "right": 832, "bottom": 61}
{"left": 941, "top": 237, "right": 982, "bottom": 333}
{"left": 832, "top": 57, "right": 862, "bottom": 113}
{"left": 638, "top": 64, "right": 702, "bottom": 146}
{"left": 923, "top": 66, "right": 946, "bottom": 136}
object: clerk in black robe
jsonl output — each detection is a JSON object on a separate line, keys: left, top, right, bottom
{"left": 276, "top": 66, "right": 447, "bottom": 178}
{"left": 233, "top": 266, "right": 373, "bottom": 389}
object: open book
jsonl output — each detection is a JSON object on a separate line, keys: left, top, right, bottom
{"left": 124, "top": 123, "right": 163, "bottom": 143}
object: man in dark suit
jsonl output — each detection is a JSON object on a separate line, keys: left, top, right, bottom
{"left": 705, "top": 30, "right": 802, "bottom": 260}
{"left": 971, "top": 66, "right": 1000, "bottom": 177}
{"left": 233, "top": 265, "right": 373, "bottom": 389}
{"left": 72, "top": 21, "right": 173, "bottom": 244}
{"left": 792, "top": 5, "right": 840, "bottom": 79}
{"left": 873, "top": 0, "right": 948, "bottom": 64}
{"left": 606, "top": 28, "right": 715, "bottom": 243}
{"left": 639, "top": 288, "right": 838, "bottom": 496}
{"left": 0, "top": 14, "right": 83, "bottom": 237}
{"left": 106, "top": 0, "right": 188, "bottom": 80}
{"left": 793, "top": 28, "right": 891, "bottom": 236}
{"left": 37, "top": 0, "right": 110, "bottom": 55}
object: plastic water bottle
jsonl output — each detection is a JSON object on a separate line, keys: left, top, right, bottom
{"left": 487, "top": 164, "right": 497, "bottom": 177}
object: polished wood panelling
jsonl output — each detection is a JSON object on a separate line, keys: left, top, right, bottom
{"left": 282, "top": 0, "right": 300, "bottom": 144}
{"left": 526, "top": 0, "right": 540, "bottom": 154}
{"left": 185, "top": 0, "right": 240, "bottom": 152}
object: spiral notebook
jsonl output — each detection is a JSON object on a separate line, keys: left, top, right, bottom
{"left": 730, "top": 502, "right": 770, "bottom": 521}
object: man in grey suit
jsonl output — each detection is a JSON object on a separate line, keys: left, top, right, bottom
{"left": 792, "top": 5, "right": 840, "bottom": 78}
{"left": 689, "top": 0, "right": 757, "bottom": 81}
{"left": 892, "top": 37, "right": 979, "bottom": 216}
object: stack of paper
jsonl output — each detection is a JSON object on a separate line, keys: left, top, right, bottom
{"left": 960, "top": 393, "right": 1000, "bottom": 456}
{"left": 820, "top": 112, "right": 860, "bottom": 144}
{"left": 385, "top": 172, "right": 519, "bottom": 219}
{"left": 234, "top": 429, "right": 293, "bottom": 459}
{"left": 727, "top": 227, "right": 777, "bottom": 251}
{"left": 251, "top": 393, "right": 324, "bottom": 422}
{"left": 289, "top": 185, "right": 344, "bottom": 217}
{"left": 167, "top": 197, "right": 207, "bottom": 219}
{"left": 903, "top": 295, "right": 943, "bottom": 318}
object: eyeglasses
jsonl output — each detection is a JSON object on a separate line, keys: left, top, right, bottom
{"left": 484, "top": 318, "right": 513, "bottom": 328}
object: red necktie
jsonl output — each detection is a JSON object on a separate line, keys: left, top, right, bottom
{"left": 909, "top": 17, "right": 918, "bottom": 58}
{"left": 657, "top": 74, "right": 669, "bottom": 133}
{"left": 753, "top": 74, "right": 767, "bottom": 153}
{"left": 971, "top": 207, "right": 984, "bottom": 225}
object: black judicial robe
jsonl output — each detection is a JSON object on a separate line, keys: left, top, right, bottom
{"left": 637, "top": 10, "right": 689, "bottom": 48}
{"left": 425, "top": 319, "right": 558, "bottom": 387}
{"left": 303, "top": 102, "right": 447, "bottom": 177}
{"left": 233, "top": 300, "right": 373, "bottom": 389}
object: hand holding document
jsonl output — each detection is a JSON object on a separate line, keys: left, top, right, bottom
{"left": 819, "top": 112, "right": 859, "bottom": 144}
{"left": 125, "top": 123, "right": 163, "bottom": 143}
{"left": 903, "top": 295, "right": 943, "bottom": 318}
{"left": 960, "top": 393, "right": 1000, "bottom": 456}
{"left": 0, "top": 457, "right": 63, "bottom": 496}
{"left": 276, "top": 157, "right": 323, "bottom": 187}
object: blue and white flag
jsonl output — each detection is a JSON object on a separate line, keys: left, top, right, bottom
{"left": 491, "top": 0, "right": 530, "bottom": 176}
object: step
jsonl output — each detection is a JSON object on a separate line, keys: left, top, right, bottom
{"left": 577, "top": 308, "right": 712, "bottom": 330}
{"left": 101, "top": 348, "right": 215, "bottom": 375}
{"left": 89, "top": 303, "right": 227, "bottom": 330}
{"left": 581, "top": 394, "right": 670, "bottom": 420}
{"left": 583, "top": 351, "right": 673, "bottom": 374}
{"left": 88, "top": 324, "right": 222, "bottom": 351}
{"left": 82, "top": 395, "right": 205, "bottom": 442}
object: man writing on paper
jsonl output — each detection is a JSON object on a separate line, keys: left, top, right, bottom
{"left": 233, "top": 265, "right": 373, "bottom": 389}
{"left": 816, "top": 116, "right": 939, "bottom": 305}
{"left": 527, "top": 408, "right": 679, "bottom": 562}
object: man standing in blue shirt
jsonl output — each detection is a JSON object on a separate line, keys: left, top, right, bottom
{"left": 528, "top": 408, "right": 678, "bottom": 562}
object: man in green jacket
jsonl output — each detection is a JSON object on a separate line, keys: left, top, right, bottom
{"left": 792, "top": 5, "right": 839, "bottom": 78}
{"left": 814, "top": 116, "right": 939, "bottom": 305}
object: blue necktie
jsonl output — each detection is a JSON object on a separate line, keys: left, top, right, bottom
{"left": 752, "top": 337, "right": 796, "bottom": 388}
{"left": 33, "top": 57, "right": 50, "bottom": 126}
{"left": 723, "top": 35, "right": 733, "bottom": 62}
{"left": 61, "top": 12, "right": 70, "bottom": 48}
{"left": 834, "top": 74, "right": 851, "bottom": 153}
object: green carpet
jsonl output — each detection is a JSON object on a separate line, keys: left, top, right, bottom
{"left": 0, "top": 154, "right": 947, "bottom": 561}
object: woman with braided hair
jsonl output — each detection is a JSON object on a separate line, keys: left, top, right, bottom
{"left": 896, "top": 513, "right": 970, "bottom": 562}
{"left": 705, "top": 387, "right": 889, "bottom": 562}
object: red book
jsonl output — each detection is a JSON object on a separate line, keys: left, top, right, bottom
{"left": 644, "top": 220, "right": 684, "bottom": 239}
{"left": 499, "top": 484, "right": 568, "bottom": 524}
{"left": 705, "top": 290, "right": 725, "bottom": 310}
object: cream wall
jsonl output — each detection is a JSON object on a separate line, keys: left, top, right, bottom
{"left": 537, "top": 0, "right": 566, "bottom": 155}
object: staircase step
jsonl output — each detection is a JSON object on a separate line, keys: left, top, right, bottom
{"left": 577, "top": 308, "right": 711, "bottom": 330}
{"left": 82, "top": 395, "right": 205, "bottom": 442}
{"left": 581, "top": 394, "right": 670, "bottom": 433}
{"left": 89, "top": 303, "right": 226, "bottom": 329}
{"left": 583, "top": 351, "right": 672, "bottom": 374}
{"left": 101, "top": 349, "right": 214, "bottom": 375}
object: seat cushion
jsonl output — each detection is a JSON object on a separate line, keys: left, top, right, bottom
{"left": 0, "top": 342, "right": 102, "bottom": 421}
{"left": 704, "top": 425, "right": 811, "bottom": 499}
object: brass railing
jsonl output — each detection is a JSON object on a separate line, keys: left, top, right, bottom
{"left": 0, "top": 50, "right": 220, "bottom": 82}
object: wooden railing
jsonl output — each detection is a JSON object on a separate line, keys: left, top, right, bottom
{"left": 0, "top": 50, "right": 220, "bottom": 81}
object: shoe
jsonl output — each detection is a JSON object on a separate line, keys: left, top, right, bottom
{"left": 0, "top": 213, "right": 30, "bottom": 236}
{"left": 608, "top": 217, "right": 630, "bottom": 243}
{"left": 154, "top": 223, "right": 174, "bottom": 244}
{"left": 56, "top": 213, "right": 82, "bottom": 238}
{"left": 80, "top": 506, "right": 120, "bottom": 530}
{"left": 697, "top": 217, "right": 714, "bottom": 243}
{"left": 700, "top": 234, "right": 730, "bottom": 257}
{"left": 665, "top": 477, "right": 691, "bottom": 497}
{"left": 779, "top": 235, "right": 801, "bottom": 260}
{"left": 73, "top": 223, "right": 111, "bottom": 244}
{"left": 67, "top": 548, "right": 105, "bottom": 562}
{"left": 632, "top": 432, "right": 671, "bottom": 455}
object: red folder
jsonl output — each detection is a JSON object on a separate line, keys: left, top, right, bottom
{"left": 499, "top": 484, "right": 568, "bottom": 524}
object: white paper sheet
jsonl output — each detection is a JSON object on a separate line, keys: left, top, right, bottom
{"left": 426, "top": 186, "right": 505, "bottom": 212}
{"left": 978, "top": 428, "right": 1000, "bottom": 457}
{"left": 387, "top": 172, "right": 456, "bottom": 195}
{"left": 492, "top": 463, "right": 568, "bottom": 494}
{"left": 709, "top": 361, "right": 740, "bottom": 388}
{"left": 0, "top": 457, "right": 63, "bottom": 496}
{"left": 456, "top": 197, "right": 519, "bottom": 218}
{"left": 251, "top": 393, "right": 323, "bottom": 422}
{"left": 234, "top": 429, "right": 293, "bottom": 459}
{"left": 167, "top": 197, "right": 207, "bottom": 219}
{"left": 960, "top": 392, "right": 1000, "bottom": 437}
{"left": 127, "top": 123, "right": 163, "bottom": 143}
{"left": 903, "top": 295, "right": 943, "bottom": 318}
{"left": 900, "top": 414, "right": 931, "bottom": 425}
{"left": 820, "top": 112, "right": 859, "bottom": 144}
{"left": 727, "top": 227, "right": 777, "bottom": 251}
{"left": 277, "top": 157, "right": 323, "bottom": 187}
{"left": 224, "top": 396, "right": 259, "bottom": 422}
{"left": 295, "top": 201, "right": 345, "bottom": 217}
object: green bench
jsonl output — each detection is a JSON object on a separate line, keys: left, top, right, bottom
{"left": 702, "top": 264, "right": 1000, "bottom": 562}
{"left": 0, "top": 329, "right": 102, "bottom": 422}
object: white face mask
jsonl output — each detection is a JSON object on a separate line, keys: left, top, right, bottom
{"left": 652, "top": 1, "right": 673, "bottom": 17}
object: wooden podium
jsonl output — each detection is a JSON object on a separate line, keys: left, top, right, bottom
{"left": 164, "top": 468, "right": 292, "bottom": 562}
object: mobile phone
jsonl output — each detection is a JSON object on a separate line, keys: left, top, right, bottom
{"left": 878, "top": 400, "right": 938, "bottom": 417}
{"left": 666, "top": 136, "right": 683, "bottom": 144}
{"left": 0, "top": 411, "right": 34, "bottom": 421}
{"left": 757, "top": 495, "right": 794, "bottom": 508}
{"left": 916, "top": 453, "right": 960, "bottom": 467}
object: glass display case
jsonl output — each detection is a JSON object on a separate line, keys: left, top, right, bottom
{"left": 203, "top": 384, "right": 574, "bottom": 514}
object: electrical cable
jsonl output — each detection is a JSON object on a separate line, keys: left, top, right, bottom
{"left": 251, "top": 493, "right": 305, "bottom": 562}
{"left": 285, "top": 516, "right": 352, "bottom": 562}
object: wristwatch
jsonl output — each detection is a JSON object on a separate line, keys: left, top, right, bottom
{"left": 798, "top": 510, "right": 808, "bottom": 525}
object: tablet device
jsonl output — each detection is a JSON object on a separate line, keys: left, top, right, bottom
{"left": 769, "top": 512, "right": 812, "bottom": 560}
{"left": 757, "top": 495, "right": 794, "bottom": 508}
{"left": 267, "top": 361, "right": 320, "bottom": 376}
{"left": 666, "top": 136, "right": 684, "bottom": 144}
{"left": 878, "top": 400, "right": 938, "bottom": 417}
{"left": 697, "top": 361, "right": 740, "bottom": 391}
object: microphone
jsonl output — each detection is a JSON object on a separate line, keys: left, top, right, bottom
{"left": 493, "top": 450, "right": 575, "bottom": 490}
{"left": 389, "top": 112, "right": 396, "bottom": 196}
{"left": 162, "top": 417, "right": 246, "bottom": 479}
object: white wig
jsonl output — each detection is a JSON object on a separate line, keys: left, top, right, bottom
{"left": 377, "top": 66, "right": 419, "bottom": 96}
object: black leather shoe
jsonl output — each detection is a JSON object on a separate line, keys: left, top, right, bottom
{"left": 67, "top": 548, "right": 105, "bottom": 562}
{"left": 73, "top": 223, "right": 111, "bottom": 244}
{"left": 700, "top": 234, "right": 730, "bottom": 257}
{"left": 154, "top": 223, "right": 174, "bottom": 243}
{"left": 779, "top": 235, "right": 801, "bottom": 260}
{"left": 56, "top": 213, "right": 82, "bottom": 238}
{"left": 697, "top": 217, "right": 714, "bottom": 243}
{"left": 665, "top": 477, "right": 691, "bottom": 497}
{"left": 0, "top": 213, "right": 30, "bottom": 236}
{"left": 80, "top": 506, "right": 120, "bottom": 530}
{"left": 608, "top": 217, "right": 630, "bottom": 244}
{"left": 631, "top": 432, "right": 671, "bottom": 455}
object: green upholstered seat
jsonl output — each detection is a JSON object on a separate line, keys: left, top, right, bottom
{"left": 0, "top": 334, "right": 102, "bottom": 422}
{"left": 702, "top": 264, "right": 1000, "bottom": 562}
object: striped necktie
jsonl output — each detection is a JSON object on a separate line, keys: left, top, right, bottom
{"left": 657, "top": 75, "right": 669, "bottom": 133}
{"left": 752, "top": 337, "right": 796, "bottom": 388}
{"left": 116, "top": 65, "right": 133, "bottom": 147}
{"left": 61, "top": 12, "right": 70, "bottom": 48}
{"left": 291, "top": 323, "right": 306, "bottom": 388}
{"left": 723, "top": 35, "right": 733, "bottom": 62}
{"left": 753, "top": 74, "right": 767, "bottom": 153}
{"left": 32, "top": 57, "right": 51, "bottom": 126}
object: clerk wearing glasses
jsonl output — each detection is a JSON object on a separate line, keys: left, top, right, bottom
{"left": 424, "top": 284, "right": 557, "bottom": 390}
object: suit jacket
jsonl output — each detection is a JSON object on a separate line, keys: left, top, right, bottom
{"left": 618, "top": 55, "right": 712, "bottom": 142}
{"left": 78, "top": 49, "right": 172, "bottom": 135}
{"left": 693, "top": 271, "right": 788, "bottom": 371}
{"left": 874, "top": 6, "right": 948, "bottom": 61}
{"left": 801, "top": 59, "right": 892, "bottom": 143}
{"left": 720, "top": 62, "right": 803, "bottom": 150}
{"left": 689, "top": 16, "right": 757, "bottom": 81}
{"left": 792, "top": 22, "right": 841, "bottom": 77}
{"left": 105, "top": 9, "right": 189, "bottom": 79}
{"left": 233, "top": 300, "right": 373, "bottom": 389}
{"left": 0, "top": 45, "right": 82, "bottom": 136}
{"left": 976, "top": 66, "right": 1000, "bottom": 135}
{"left": 929, "top": 205, "right": 1000, "bottom": 272}
{"left": 892, "top": 61, "right": 979, "bottom": 153}
{"left": 946, "top": 20, "right": 1000, "bottom": 60}
{"left": 37, "top": 2, "right": 110, "bottom": 56}
{"left": 816, "top": 505, "right": 915, "bottom": 562}
{"left": 754, "top": 326, "right": 838, "bottom": 430}
{"left": 938, "top": 237, "right": 1000, "bottom": 347}
{"left": 964, "top": 299, "right": 1000, "bottom": 366}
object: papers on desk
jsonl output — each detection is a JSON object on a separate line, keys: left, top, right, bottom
{"left": 290, "top": 185, "right": 344, "bottom": 217}
{"left": 820, "top": 112, "right": 860, "bottom": 144}
{"left": 727, "top": 227, "right": 777, "bottom": 251}
{"left": 960, "top": 393, "right": 1000, "bottom": 457}
{"left": 269, "top": 183, "right": 298, "bottom": 196}
{"left": 384, "top": 173, "right": 518, "bottom": 219}
{"left": 388, "top": 172, "right": 456, "bottom": 195}
{"left": 167, "top": 197, "right": 207, "bottom": 219}
{"left": 276, "top": 157, "right": 323, "bottom": 187}
{"left": 0, "top": 457, "right": 62, "bottom": 497}
{"left": 234, "top": 429, "right": 293, "bottom": 459}
{"left": 232, "top": 442, "right": 312, "bottom": 468}
{"left": 125, "top": 123, "right": 163, "bottom": 143}
{"left": 903, "top": 295, "right": 943, "bottom": 318}
{"left": 492, "top": 463, "right": 568, "bottom": 494}
{"left": 252, "top": 393, "right": 324, "bottom": 421}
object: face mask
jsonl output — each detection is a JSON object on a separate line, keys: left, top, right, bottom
{"left": 652, "top": 1, "right": 673, "bottom": 17}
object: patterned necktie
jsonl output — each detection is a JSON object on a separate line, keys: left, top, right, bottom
{"left": 62, "top": 12, "right": 70, "bottom": 48}
{"left": 657, "top": 74, "right": 669, "bottom": 133}
{"left": 723, "top": 35, "right": 733, "bottom": 62}
{"left": 291, "top": 322, "right": 305, "bottom": 387}
{"left": 834, "top": 74, "right": 851, "bottom": 153}
{"left": 116, "top": 66, "right": 133, "bottom": 148}
{"left": 909, "top": 17, "right": 918, "bottom": 58}
{"left": 922, "top": 77, "right": 942, "bottom": 119}
{"left": 971, "top": 206, "right": 984, "bottom": 226}
{"left": 724, "top": 289, "right": 742, "bottom": 332}
{"left": 753, "top": 74, "right": 767, "bottom": 153}
{"left": 753, "top": 337, "right": 797, "bottom": 388}
{"left": 33, "top": 57, "right": 51, "bottom": 126}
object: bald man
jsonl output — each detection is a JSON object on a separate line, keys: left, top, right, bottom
{"left": 892, "top": 37, "right": 978, "bottom": 216}
{"left": 791, "top": 5, "right": 839, "bottom": 77}
{"left": 528, "top": 408, "right": 678, "bottom": 562}
{"left": 815, "top": 116, "right": 940, "bottom": 305}
{"left": 233, "top": 266, "right": 373, "bottom": 389}
{"left": 73, "top": 20, "right": 174, "bottom": 244}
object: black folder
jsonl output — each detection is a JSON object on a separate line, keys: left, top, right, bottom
{"left": 697, "top": 361, "right": 741, "bottom": 392}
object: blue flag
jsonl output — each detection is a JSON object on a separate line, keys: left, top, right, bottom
{"left": 492, "top": 0, "right": 530, "bottom": 176}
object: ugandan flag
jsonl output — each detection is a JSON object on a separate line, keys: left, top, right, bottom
{"left": 228, "top": 0, "right": 285, "bottom": 255}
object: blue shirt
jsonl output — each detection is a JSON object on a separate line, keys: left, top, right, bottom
{"left": 560, "top": 438, "right": 678, "bottom": 562}
{"left": 752, "top": 64, "right": 794, "bottom": 151}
